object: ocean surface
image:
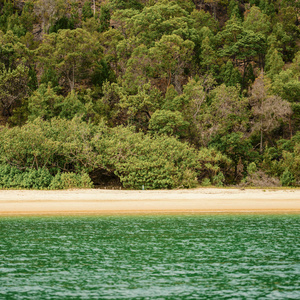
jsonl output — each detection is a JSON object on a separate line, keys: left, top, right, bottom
{"left": 0, "top": 214, "right": 299, "bottom": 299}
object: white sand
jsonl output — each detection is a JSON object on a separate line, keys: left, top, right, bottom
{"left": 0, "top": 188, "right": 300, "bottom": 216}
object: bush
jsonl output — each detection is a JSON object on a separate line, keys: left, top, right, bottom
{"left": 197, "top": 147, "right": 232, "bottom": 184}
{"left": 94, "top": 127, "right": 199, "bottom": 189}
{"left": 0, "top": 117, "right": 98, "bottom": 174}
{"left": 247, "top": 162, "right": 257, "bottom": 175}
{"left": 212, "top": 172, "right": 225, "bottom": 187}
{"left": 0, "top": 165, "right": 52, "bottom": 189}
{"left": 201, "top": 178, "right": 211, "bottom": 186}
{"left": 280, "top": 169, "right": 295, "bottom": 187}
{"left": 49, "top": 172, "right": 93, "bottom": 189}
{"left": 0, "top": 164, "right": 93, "bottom": 190}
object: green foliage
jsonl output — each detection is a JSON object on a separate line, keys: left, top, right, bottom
{"left": 0, "top": 164, "right": 93, "bottom": 190}
{"left": 0, "top": 0, "right": 299, "bottom": 188}
{"left": 201, "top": 178, "right": 211, "bottom": 186}
{"left": 265, "top": 47, "right": 284, "bottom": 79}
{"left": 28, "top": 83, "right": 95, "bottom": 122}
{"left": 197, "top": 147, "right": 232, "bottom": 184}
{"left": 0, "top": 117, "right": 98, "bottom": 174}
{"left": 0, "top": 2, "right": 14, "bottom": 32}
{"left": 280, "top": 169, "right": 295, "bottom": 187}
{"left": 99, "top": 5, "right": 111, "bottom": 33}
{"left": 212, "top": 172, "right": 225, "bottom": 187}
{"left": 148, "top": 34, "right": 194, "bottom": 90}
{"left": 243, "top": 6, "right": 270, "bottom": 37}
{"left": 38, "top": 28, "right": 102, "bottom": 91}
{"left": 49, "top": 16, "right": 75, "bottom": 33}
{"left": 0, "top": 30, "right": 30, "bottom": 70}
{"left": 0, "top": 63, "right": 28, "bottom": 117}
{"left": 0, "top": 165, "right": 52, "bottom": 189}
{"left": 149, "top": 109, "right": 188, "bottom": 137}
{"left": 247, "top": 162, "right": 257, "bottom": 175}
{"left": 28, "top": 83, "right": 63, "bottom": 120}
{"left": 110, "top": 0, "right": 144, "bottom": 10}
{"left": 191, "top": 9, "right": 218, "bottom": 33}
{"left": 93, "top": 127, "right": 199, "bottom": 189}
{"left": 127, "top": 1, "right": 194, "bottom": 46}
{"left": 211, "top": 132, "right": 254, "bottom": 181}
{"left": 219, "top": 61, "right": 242, "bottom": 87}
{"left": 49, "top": 172, "right": 93, "bottom": 189}
{"left": 228, "top": 0, "right": 241, "bottom": 19}
{"left": 82, "top": 1, "right": 93, "bottom": 21}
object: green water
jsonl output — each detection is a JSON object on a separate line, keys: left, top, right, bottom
{"left": 0, "top": 215, "right": 299, "bottom": 299}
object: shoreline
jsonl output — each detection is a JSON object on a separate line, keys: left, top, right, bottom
{"left": 0, "top": 188, "right": 300, "bottom": 216}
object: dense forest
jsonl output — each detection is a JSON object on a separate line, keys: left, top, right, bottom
{"left": 0, "top": 0, "right": 299, "bottom": 189}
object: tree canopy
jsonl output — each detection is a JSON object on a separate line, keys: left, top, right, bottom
{"left": 0, "top": 0, "right": 299, "bottom": 188}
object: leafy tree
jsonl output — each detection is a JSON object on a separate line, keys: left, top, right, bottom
{"left": 149, "top": 109, "right": 188, "bottom": 137}
{"left": 250, "top": 72, "right": 292, "bottom": 152}
{"left": 273, "top": 7, "right": 299, "bottom": 61}
{"left": 228, "top": 0, "right": 241, "bottom": 19}
{"left": 197, "top": 84, "right": 248, "bottom": 146}
{"left": 127, "top": 1, "right": 194, "bottom": 46}
{"left": 218, "top": 60, "right": 242, "bottom": 87}
{"left": 110, "top": 0, "right": 144, "bottom": 10}
{"left": 217, "top": 12, "right": 267, "bottom": 85}
{"left": 82, "top": 1, "right": 93, "bottom": 21}
{"left": 28, "top": 83, "right": 94, "bottom": 121}
{"left": 200, "top": 31, "right": 216, "bottom": 72}
{"left": 99, "top": 4, "right": 111, "bottom": 33}
{"left": 190, "top": 9, "right": 218, "bottom": 33}
{"left": 0, "top": 1, "right": 14, "bottom": 32}
{"left": 38, "top": 28, "right": 102, "bottom": 91}
{"left": 28, "top": 83, "right": 63, "bottom": 120}
{"left": 197, "top": 147, "right": 232, "bottom": 185}
{"left": 243, "top": 5, "right": 270, "bottom": 37}
{"left": 102, "top": 28, "right": 124, "bottom": 76}
{"left": 0, "top": 117, "right": 99, "bottom": 173}
{"left": 211, "top": 132, "right": 253, "bottom": 181}
{"left": 49, "top": 16, "right": 74, "bottom": 33}
{"left": 265, "top": 47, "right": 284, "bottom": 79}
{"left": 0, "top": 30, "right": 30, "bottom": 70}
{"left": 92, "top": 126, "right": 199, "bottom": 189}
{"left": 0, "top": 63, "right": 28, "bottom": 117}
{"left": 162, "top": 85, "right": 181, "bottom": 111}
{"left": 121, "top": 44, "right": 151, "bottom": 94}
{"left": 149, "top": 34, "right": 194, "bottom": 93}
{"left": 118, "top": 82, "right": 162, "bottom": 130}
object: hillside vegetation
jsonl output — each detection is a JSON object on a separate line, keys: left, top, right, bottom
{"left": 0, "top": 0, "right": 299, "bottom": 189}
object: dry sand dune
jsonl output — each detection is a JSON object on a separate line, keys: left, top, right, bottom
{"left": 0, "top": 188, "right": 300, "bottom": 216}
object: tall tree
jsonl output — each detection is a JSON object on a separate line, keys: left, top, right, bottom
{"left": 38, "top": 28, "right": 102, "bottom": 91}
{"left": 250, "top": 72, "right": 292, "bottom": 152}
{"left": 0, "top": 63, "right": 28, "bottom": 117}
{"left": 149, "top": 34, "right": 194, "bottom": 93}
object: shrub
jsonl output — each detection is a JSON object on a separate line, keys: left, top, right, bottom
{"left": 280, "top": 169, "right": 295, "bottom": 187}
{"left": 94, "top": 126, "right": 199, "bottom": 189}
{"left": 49, "top": 172, "right": 93, "bottom": 189}
{"left": 201, "top": 178, "right": 211, "bottom": 186}
{"left": 212, "top": 172, "right": 225, "bottom": 187}
{"left": 0, "top": 165, "right": 52, "bottom": 189}
{"left": 247, "top": 162, "right": 257, "bottom": 175}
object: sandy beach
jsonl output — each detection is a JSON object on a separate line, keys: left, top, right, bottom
{"left": 0, "top": 188, "right": 299, "bottom": 216}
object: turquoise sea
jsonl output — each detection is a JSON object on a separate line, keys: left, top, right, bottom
{"left": 0, "top": 215, "right": 299, "bottom": 299}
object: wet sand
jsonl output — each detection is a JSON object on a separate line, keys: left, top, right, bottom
{"left": 0, "top": 188, "right": 300, "bottom": 216}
